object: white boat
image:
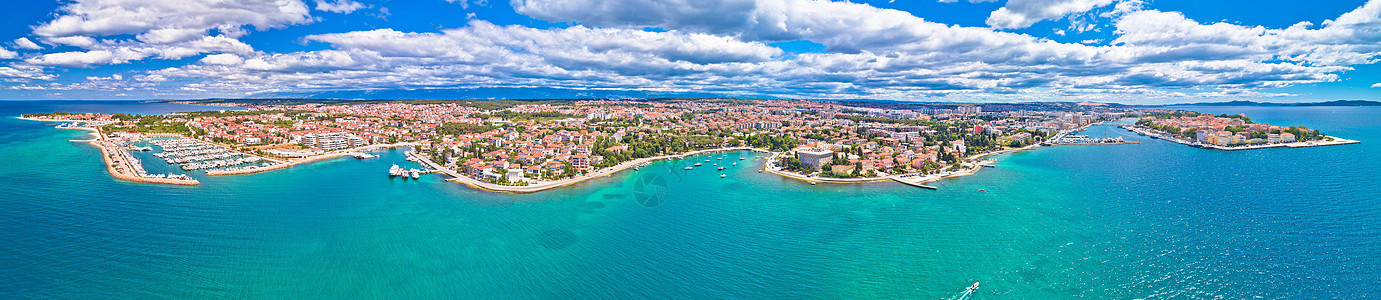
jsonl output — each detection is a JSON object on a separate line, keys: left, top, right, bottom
{"left": 410, "top": 169, "right": 420, "bottom": 179}
{"left": 739, "top": 157, "right": 745, "bottom": 160}
{"left": 718, "top": 166, "right": 725, "bottom": 170}
{"left": 720, "top": 174, "right": 726, "bottom": 178}
{"left": 684, "top": 166, "right": 693, "bottom": 170}
{"left": 732, "top": 162, "right": 737, "bottom": 166}
{"left": 389, "top": 164, "right": 401, "bottom": 177}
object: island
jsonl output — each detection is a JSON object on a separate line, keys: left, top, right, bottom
{"left": 19, "top": 99, "right": 1353, "bottom": 191}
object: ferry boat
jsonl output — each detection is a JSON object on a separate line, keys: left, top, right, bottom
{"left": 389, "top": 164, "right": 401, "bottom": 177}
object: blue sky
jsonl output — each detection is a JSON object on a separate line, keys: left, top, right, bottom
{"left": 0, "top": 0, "right": 1378, "bottom": 104}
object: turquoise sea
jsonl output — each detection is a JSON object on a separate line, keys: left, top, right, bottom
{"left": 1, "top": 101, "right": 1378, "bottom": 298}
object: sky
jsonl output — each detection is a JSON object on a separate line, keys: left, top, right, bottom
{"left": 0, "top": 0, "right": 1378, "bottom": 104}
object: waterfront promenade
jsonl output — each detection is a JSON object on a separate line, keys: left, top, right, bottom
{"left": 418, "top": 147, "right": 770, "bottom": 193}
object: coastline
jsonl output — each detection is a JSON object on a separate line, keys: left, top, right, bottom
{"left": 206, "top": 143, "right": 416, "bottom": 176}
{"left": 418, "top": 147, "right": 770, "bottom": 193}
{"left": 81, "top": 133, "right": 201, "bottom": 186}
{"left": 1119, "top": 124, "right": 1360, "bottom": 150}
{"left": 20, "top": 115, "right": 414, "bottom": 183}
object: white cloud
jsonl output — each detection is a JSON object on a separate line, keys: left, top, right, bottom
{"left": 34, "top": 0, "right": 312, "bottom": 37}
{"left": 1113, "top": 1, "right": 1381, "bottom": 66}
{"left": 13, "top": 38, "right": 42, "bottom": 50}
{"left": 985, "top": 0, "right": 1117, "bottom": 29}
{"left": 22, "top": 0, "right": 314, "bottom": 67}
{"left": 44, "top": 36, "right": 98, "bottom": 47}
{"left": 13, "top": 0, "right": 1381, "bottom": 102}
{"left": 448, "top": 0, "right": 489, "bottom": 9}
{"left": 102, "top": 0, "right": 1372, "bottom": 101}
{"left": 200, "top": 53, "right": 246, "bottom": 65}
{"left": 315, "top": 0, "right": 366, "bottom": 14}
{"left": 1372, "top": 82, "right": 1381, "bottom": 88}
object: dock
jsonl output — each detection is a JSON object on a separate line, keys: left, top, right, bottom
{"left": 1049, "top": 141, "right": 1141, "bottom": 145}
{"left": 892, "top": 176, "right": 938, "bottom": 190}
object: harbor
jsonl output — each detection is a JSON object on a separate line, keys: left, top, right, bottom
{"left": 1048, "top": 134, "right": 1140, "bottom": 145}
{"left": 145, "top": 137, "right": 278, "bottom": 172}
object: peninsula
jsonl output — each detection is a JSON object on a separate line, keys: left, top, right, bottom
{"left": 19, "top": 99, "right": 1354, "bottom": 191}
{"left": 1120, "top": 110, "right": 1359, "bottom": 150}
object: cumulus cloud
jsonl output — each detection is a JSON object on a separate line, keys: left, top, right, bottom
{"left": 12, "top": 0, "right": 1381, "bottom": 103}
{"left": 0, "top": 48, "right": 17, "bottom": 59}
{"left": 985, "top": 0, "right": 1117, "bottom": 29}
{"left": 447, "top": 0, "right": 490, "bottom": 9}
{"left": 22, "top": 0, "right": 313, "bottom": 67}
{"left": 34, "top": 0, "right": 312, "bottom": 38}
{"left": 0, "top": 65, "right": 56, "bottom": 81}
{"left": 1113, "top": 1, "right": 1381, "bottom": 66}
{"left": 13, "top": 38, "right": 42, "bottom": 50}
{"left": 315, "top": 0, "right": 366, "bottom": 13}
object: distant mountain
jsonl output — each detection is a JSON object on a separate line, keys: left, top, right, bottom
{"left": 1163, "top": 100, "right": 1381, "bottom": 107}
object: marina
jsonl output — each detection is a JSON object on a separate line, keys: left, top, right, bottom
{"left": 145, "top": 137, "right": 276, "bottom": 172}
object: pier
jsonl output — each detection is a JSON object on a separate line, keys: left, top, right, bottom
{"left": 891, "top": 176, "right": 938, "bottom": 190}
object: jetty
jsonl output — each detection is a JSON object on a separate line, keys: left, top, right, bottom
{"left": 892, "top": 176, "right": 938, "bottom": 190}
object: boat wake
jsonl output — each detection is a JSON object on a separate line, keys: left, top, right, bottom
{"left": 949, "top": 282, "right": 979, "bottom": 300}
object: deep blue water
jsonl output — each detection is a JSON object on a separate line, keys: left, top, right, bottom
{"left": 0, "top": 101, "right": 1377, "bottom": 298}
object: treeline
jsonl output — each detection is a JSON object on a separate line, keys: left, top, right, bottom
{"left": 743, "top": 134, "right": 797, "bottom": 151}
{"left": 488, "top": 111, "right": 580, "bottom": 121}
{"left": 436, "top": 122, "right": 498, "bottom": 136}
{"left": 21, "top": 112, "right": 76, "bottom": 118}
{"left": 590, "top": 134, "right": 725, "bottom": 167}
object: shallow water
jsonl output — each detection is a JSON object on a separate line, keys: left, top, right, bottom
{"left": 1, "top": 101, "right": 1377, "bottom": 298}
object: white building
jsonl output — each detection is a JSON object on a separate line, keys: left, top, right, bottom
{"left": 301, "top": 132, "right": 365, "bottom": 151}
{"left": 796, "top": 149, "right": 834, "bottom": 171}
